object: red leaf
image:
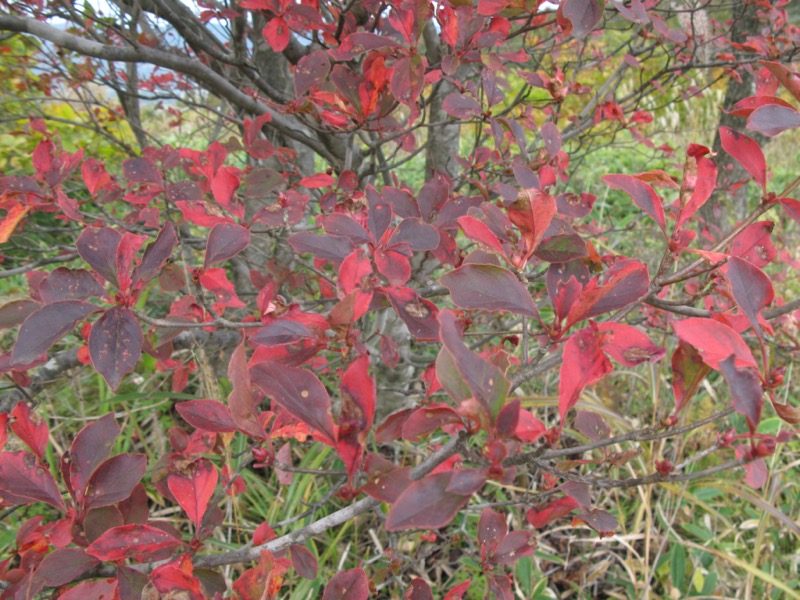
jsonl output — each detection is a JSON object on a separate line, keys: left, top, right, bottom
{"left": 675, "top": 155, "right": 717, "bottom": 231}
{"left": 295, "top": 50, "right": 330, "bottom": 97}
{"left": 457, "top": 215, "right": 506, "bottom": 257}
{"left": 0, "top": 451, "right": 65, "bottom": 510}
{"left": 728, "top": 95, "right": 795, "bottom": 117}
{"left": 340, "top": 354, "right": 375, "bottom": 435}
{"left": 167, "top": 458, "right": 218, "bottom": 531}
{"left": 559, "top": 0, "right": 604, "bottom": 38}
{"left": 0, "top": 299, "right": 39, "bottom": 329}
{"left": 508, "top": 189, "right": 557, "bottom": 264}
{"left": 558, "top": 325, "right": 613, "bottom": 422}
{"left": 67, "top": 413, "right": 120, "bottom": 504}
{"left": 402, "top": 405, "right": 464, "bottom": 442}
{"left": 526, "top": 496, "right": 580, "bottom": 528}
{"left": 86, "top": 524, "right": 184, "bottom": 562}
{"left": 177, "top": 400, "right": 237, "bottom": 432}
{"left": 0, "top": 203, "right": 31, "bottom": 244}
{"left": 251, "top": 361, "right": 337, "bottom": 444}
{"left": 9, "top": 402, "right": 48, "bottom": 458}
{"left": 262, "top": 16, "right": 290, "bottom": 51}
{"left": 443, "top": 580, "right": 472, "bottom": 600}
{"left": 603, "top": 174, "right": 666, "bottom": 234}
{"left": 204, "top": 222, "right": 251, "bottom": 269}
{"left": 85, "top": 453, "right": 147, "bottom": 510}
{"left": 729, "top": 221, "right": 776, "bottom": 267}
{"left": 747, "top": 104, "right": 800, "bottom": 137}
{"left": 723, "top": 256, "right": 774, "bottom": 342}
{"left": 672, "top": 317, "right": 757, "bottom": 370}
{"left": 37, "top": 548, "right": 99, "bottom": 587}
{"left": 211, "top": 166, "right": 240, "bottom": 207}
{"left": 440, "top": 263, "right": 538, "bottom": 317}
{"left": 671, "top": 341, "right": 711, "bottom": 416}
{"left": 322, "top": 567, "right": 369, "bottom": 600}
{"left": 290, "top": 545, "right": 318, "bottom": 580}
{"left": 597, "top": 322, "right": 665, "bottom": 366}
{"left": 719, "top": 127, "right": 767, "bottom": 191}
{"left": 226, "top": 345, "right": 267, "bottom": 440}
{"left": 720, "top": 356, "right": 763, "bottom": 431}
{"left": 12, "top": 300, "right": 97, "bottom": 365}
{"left": 89, "top": 306, "right": 143, "bottom": 390}
{"left": 758, "top": 60, "right": 800, "bottom": 103}
{"left": 198, "top": 268, "right": 245, "bottom": 310}
{"left": 123, "top": 157, "right": 163, "bottom": 187}
{"left": 564, "top": 260, "right": 649, "bottom": 330}
{"left": 77, "top": 227, "right": 122, "bottom": 287}
{"left": 386, "top": 471, "right": 473, "bottom": 531}
{"left": 132, "top": 223, "right": 178, "bottom": 285}
{"left": 82, "top": 158, "right": 113, "bottom": 196}
{"left": 300, "top": 172, "right": 336, "bottom": 188}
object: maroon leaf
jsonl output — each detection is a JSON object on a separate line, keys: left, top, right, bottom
{"left": 84, "top": 453, "right": 147, "bottom": 510}
{"left": 288, "top": 232, "right": 354, "bottom": 265}
{"left": 440, "top": 264, "right": 537, "bottom": 317}
{"left": 12, "top": 300, "right": 97, "bottom": 365}
{"left": 123, "top": 157, "right": 163, "bottom": 187}
{"left": 671, "top": 341, "right": 711, "bottom": 416}
{"left": 405, "top": 579, "right": 434, "bottom": 600}
{"left": 0, "top": 451, "right": 65, "bottom": 510}
{"left": 386, "top": 471, "right": 473, "bottom": 531}
{"left": 672, "top": 317, "right": 757, "bottom": 370}
{"left": 572, "top": 509, "right": 618, "bottom": 536}
{"left": 492, "top": 530, "right": 535, "bottom": 565}
{"left": 402, "top": 405, "right": 464, "bottom": 442}
{"left": 320, "top": 213, "right": 371, "bottom": 245}
{"left": 363, "top": 453, "right": 413, "bottom": 502}
{"left": 478, "top": 508, "right": 508, "bottom": 549}
{"left": 564, "top": 260, "right": 649, "bottom": 330}
{"left": 442, "top": 92, "right": 482, "bottom": 119}
{"left": 132, "top": 222, "right": 178, "bottom": 285}
{"left": 226, "top": 344, "right": 267, "bottom": 440}
{"left": 322, "top": 567, "right": 369, "bottom": 600}
{"left": 439, "top": 310, "right": 508, "bottom": 421}
{"left": 719, "top": 127, "right": 767, "bottom": 191}
{"left": 559, "top": 0, "right": 604, "bottom": 38}
{"left": 86, "top": 524, "right": 184, "bottom": 562}
{"left": 167, "top": 458, "right": 218, "bottom": 531}
{"left": 89, "top": 306, "right": 143, "bottom": 390}
{"left": 384, "top": 286, "right": 440, "bottom": 341}
{"left": 556, "top": 192, "right": 596, "bottom": 219}
{"left": 723, "top": 256, "right": 774, "bottom": 342}
{"left": 67, "top": 413, "right": 120, "bottom": 503}
{"left": 747, "top": 104, "right": 800, "bottom": 137}
{"left": 391, "top": 218, "right": 440, "bottom": 251}
{"left": 603, "top": 174, "right": 666, "bottom": 234}
{"left": 0, "top": 299, "right": 39, "bottom": 329}
{"left": 177, "top": 400, "right": 237, "bottom": 432}
{"left": 204, "top": 222, "right": 251, "bottom": 269}
{"left": 251, "top": 361, "right": 336, "bottom": 444}
{"left": 720, "top": 356, "right": 763, "bottom": 431}
{"left": 574, "top": 411, "right": 610, "bottom": 441}
{"left": 295, "top": 49, "right": 330, "bottom": 97}
{"left": 77, "top": 227, "right": 122, "bottom": 287}
{"left": 39, "top": 268, "right": 105, "bottom": 304}
{"left": 37, "top": 548, "right": 100, "bottom": 587}
{"left": 290, "top": 545, "right": 318, "bottom": 580}
{"left": 558, "top": 324, "right": 613, "bottom": 422}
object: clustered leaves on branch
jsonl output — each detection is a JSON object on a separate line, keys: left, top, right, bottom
{"left": 1, "top": 0, "right": 800, "bottom": 597}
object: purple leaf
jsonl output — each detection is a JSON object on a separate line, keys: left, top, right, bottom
{"left": 84, "top": 453, "right": 147, "bottom": 509}
{"left": 132, "top": 223, "right": 178, "bottom": 285}
{"left": 204, "top": 222, "right": 251, "bottom": 269}
{"left": 77, "top": 227, "right": 122, "bottom": 287}
{"left": 89, "top": 307, "right": 142, "bottom": 390}
{"left": 12, "top": 300, "right": 97, "bottom": 365}
{"left": 747, "top": 104, "right": 800, "bottom": 137}
{"left": 440, "top": 264, "right": 537, "bottom": 317}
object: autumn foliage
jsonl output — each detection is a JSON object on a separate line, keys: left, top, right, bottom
{"left": 1, "top": 0, "right": 800, "bottom": 597}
